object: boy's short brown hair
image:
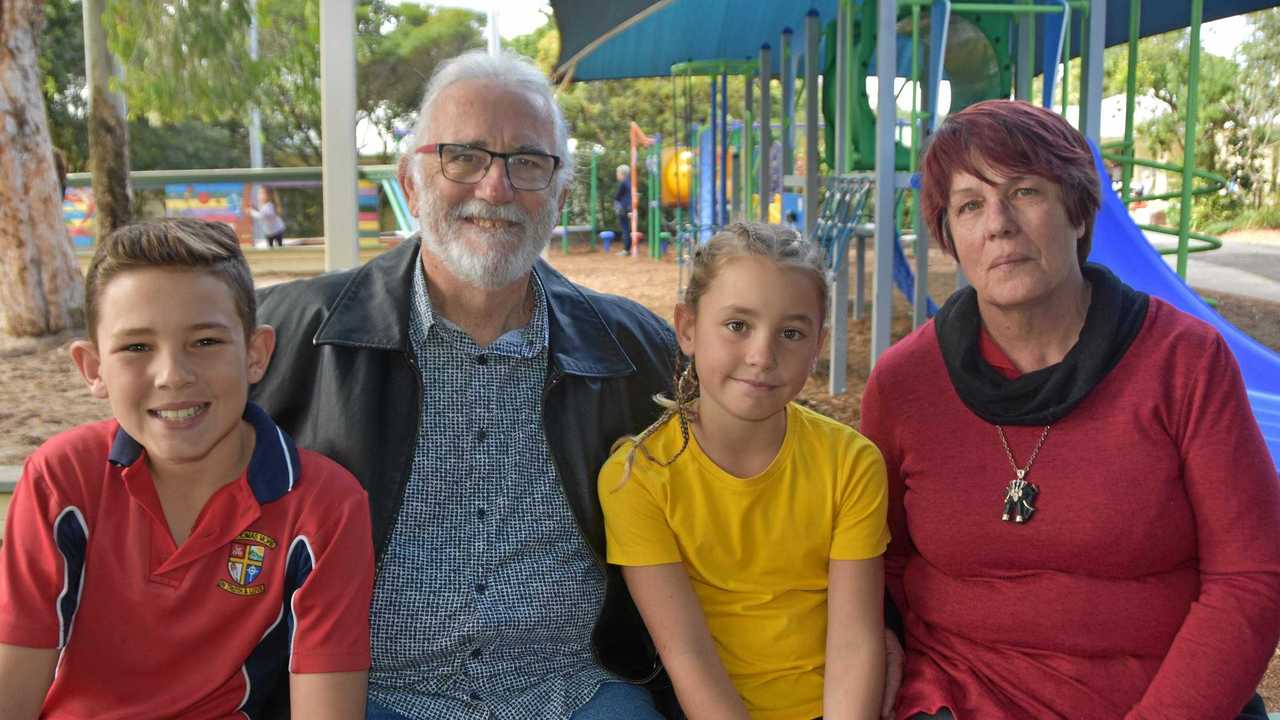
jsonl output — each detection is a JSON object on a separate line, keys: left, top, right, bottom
{"left": 85, "top": 219, "right": 256, "bottom": 342}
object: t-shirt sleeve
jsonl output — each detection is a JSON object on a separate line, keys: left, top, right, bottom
{"left": 598, "top": 447, "right": 682, "bottom": 566}
{"left": 0, "top": 458, "right": 85, "bottom": 649}
{"left": 286, "top": 460, "right": 374, "bottom": 674}
{"left": 829, "top": 435, "right": 890, "bottom": 561}
{"left": 1125, "top": 331, "right": 1280, "bottom": 720}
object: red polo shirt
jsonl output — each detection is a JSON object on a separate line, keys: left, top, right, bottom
{"left": 0, "top": 403, "right": 373, "bottom": 720}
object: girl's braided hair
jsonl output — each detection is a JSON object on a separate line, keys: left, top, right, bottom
{"left": 610, "top": 222, "right": 828, "bottom": 489}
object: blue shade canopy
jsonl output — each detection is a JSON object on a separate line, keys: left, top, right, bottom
{"left": 551, "top": 0, "right": 1280, "bottom": 82}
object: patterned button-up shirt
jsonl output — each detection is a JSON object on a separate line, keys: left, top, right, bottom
{"left": 367, "top": 254, "right": 614, "bottom": 719}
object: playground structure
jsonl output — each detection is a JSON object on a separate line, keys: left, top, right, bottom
{"left": 548, "top": 0, "right": 1280, "bottom": 469}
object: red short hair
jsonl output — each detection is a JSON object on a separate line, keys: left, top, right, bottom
{"left": 920, "top": 100, "right": 1100, "bottom": 266}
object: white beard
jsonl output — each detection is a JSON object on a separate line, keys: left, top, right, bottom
{"left": 418, "top": 190, "right": 556, "bottom": 290}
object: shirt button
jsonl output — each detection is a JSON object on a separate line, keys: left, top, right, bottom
{"left": 475, "top": 429, "right": 487, "bottom": 443}
{"left": 469, "top": 691, "right": 483, "bottom": 702}
{"left": 476, "top": 507, "right": 487, "bottom": 519}
{"left": 470, "top": 647, "right": 483, "bottom": 659}
{"left": 474, "top": 354, "right": 488, "bottom": 366}
{"left": 475, "top": 582, "right": 487, "bottom": 594}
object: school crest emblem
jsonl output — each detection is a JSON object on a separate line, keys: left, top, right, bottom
{"left": 217, "top": 531, "right": 278, "bottom": 596}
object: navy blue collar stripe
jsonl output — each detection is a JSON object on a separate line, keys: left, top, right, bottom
{"left": 106, "top": 402, "right": 299, "bottom": 504}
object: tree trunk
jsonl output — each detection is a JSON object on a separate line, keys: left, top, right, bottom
{"left": 83, "top": 0, "right": 131, "bottom": 238}
{"left": 0, "top": 0, "right": 86, "bottom": 337}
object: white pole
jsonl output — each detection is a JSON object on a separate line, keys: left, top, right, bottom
{"left": 320, "top": 0, "right": 359, "bottom": 270}
{"left": 829, "top": 1, "right": 850, "bottom": 395}
{"left": 487, "top": 6, "right": 501, "bottom": 55}
{"left": 248, "top": 0, "right": 264, "bottom": 241}
{"left": 1082, "top": 0, "right": 1107, "bottom": 143}
{"left": 871, "top": 0, "right": 897, "bottom": 367}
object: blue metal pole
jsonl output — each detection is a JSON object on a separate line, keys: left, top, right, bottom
{"left": 710, "top": 75, "right": 718, "bottom": 232}
{"left": 720, "top": 71, "right": 730, "bottom": 226}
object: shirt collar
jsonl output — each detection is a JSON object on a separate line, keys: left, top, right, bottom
{"left": 107, "top": 402, "right": 301, "bottom": 505}
{"left": 410, "top": 248, "right": 550, "bottom": 356}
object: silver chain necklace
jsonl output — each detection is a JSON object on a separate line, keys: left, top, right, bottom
{"left": 997, "top": 424, "right": 1051, "bottom": 523}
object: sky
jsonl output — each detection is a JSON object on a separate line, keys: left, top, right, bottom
{"left": 413, "top": 1, "right": 553, "bottom": 39}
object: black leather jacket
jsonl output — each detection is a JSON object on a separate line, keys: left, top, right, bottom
{"left": 251, "top": 237, "right": 676, "bottom": 684}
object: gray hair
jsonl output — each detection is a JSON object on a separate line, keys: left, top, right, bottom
{"left": 407, "top": 50, "right": 574, "bottom": 195}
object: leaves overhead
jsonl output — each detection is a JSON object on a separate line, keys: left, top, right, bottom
{"left": 98, "top": 0, "right": 483, "bottom": 165}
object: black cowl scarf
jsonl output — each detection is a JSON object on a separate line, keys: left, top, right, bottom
{"left": 934, "top": 263, "right": 1150, "bottom": 426}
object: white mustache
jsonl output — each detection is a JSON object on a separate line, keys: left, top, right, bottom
{"left": 449, "top": 200, "right": 527, "bottom": 224}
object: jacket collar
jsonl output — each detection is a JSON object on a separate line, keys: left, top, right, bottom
{"left": 108, "top": 402, "right": 301, "bottom": 505}
{"left": 313, "top": 235, "right": 636, "bottom": 378}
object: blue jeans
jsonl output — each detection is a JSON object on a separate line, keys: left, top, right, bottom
{"left": 571, "top": 681, "right": 663, "bottom": 720}
{"left": 365, "top": 682, "right": 661, "bottom": 720}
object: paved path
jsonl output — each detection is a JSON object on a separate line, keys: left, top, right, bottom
{"left": 1152, "top": 240, "right": 1280, "bottom": 303}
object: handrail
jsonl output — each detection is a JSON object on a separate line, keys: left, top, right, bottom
{"left": 66, "top": 164, "right": 398, "bottom": 189}
{"left": 1100, "top": 146, "right": 1225, "bottom": 255}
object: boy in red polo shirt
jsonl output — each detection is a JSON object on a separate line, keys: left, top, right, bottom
{"left": 0, "top": 219, "right": 374, "bottom": 719}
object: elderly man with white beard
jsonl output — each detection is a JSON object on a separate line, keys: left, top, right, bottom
{"left": 251, "top": 50, "right": 678, "bottom": 719}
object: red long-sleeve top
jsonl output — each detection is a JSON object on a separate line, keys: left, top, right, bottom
{"left": 861, "top": 297, "right": 1280, "bottom": 720}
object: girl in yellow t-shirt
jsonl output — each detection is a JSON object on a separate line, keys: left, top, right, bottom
{"left": 599, "top": 222, "right": 890, "bottom": 720}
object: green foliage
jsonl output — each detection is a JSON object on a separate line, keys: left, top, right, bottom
{"left": 504, "top": 9, "right": 557, "bottom": 74}
{"left": 1103, "top": 12, "right": 1280, "bottom": 231}
{"left": 95, "top": 0, "right": 484, "bottom": 166}
{"left": 1230, "top": 204, "right": 1280, "bottom": 231}
{"left": 40, "top": 0, "right": 88, "bottom": 171}
{"left": 105, "top": 0, "right": 258, "bottom": 120}
{"left": 358, "top": 3, "right": 485, "bottom": 151}
{"left": 129, "top": 119, "right": 247, "bottom": 170}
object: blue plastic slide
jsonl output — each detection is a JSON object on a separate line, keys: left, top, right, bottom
{"left": 1086, "top": 145, "right": 1280, "bottom": 469}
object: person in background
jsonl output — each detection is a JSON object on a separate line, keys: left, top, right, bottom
{"left": 250, "top": 186, "right": 287, "bottom": 248}
{"left": 614, "top": 164, "right": 633, "bottom": 256}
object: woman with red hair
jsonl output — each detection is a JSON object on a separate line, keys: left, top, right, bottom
{"left": 861, "top": 100, "right": 1280, "bottom": 720}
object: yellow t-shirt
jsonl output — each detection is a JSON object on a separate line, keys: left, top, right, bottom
{"left": 599, "top": 402, "right": 889, "bottom": 719}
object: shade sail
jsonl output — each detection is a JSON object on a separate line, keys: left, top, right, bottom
{"left": 551, "top": 0, "right": 1280, "bottom": 82}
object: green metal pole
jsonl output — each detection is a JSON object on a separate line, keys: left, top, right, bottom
{"left": 560, "top": 202, "right": 570, "bottom": 254}
{"left": 1077, "top": 2, "right": 1091, "bottom": 126}
{"left": 1178, "top": 0, "right": 1204, "bottom": 279}
{"left": 674, "top": 151, "right": 683, "bottom": 247}
{"left": 910, "top": 3, "right": 920, "bottom": 172}
{"left": 782, "top": 34, "right": 792, "bottom": 179}
{"left": 589, "top": 152, "right": 598, "bottom": 249}
{"left": 743, "top": 74, "right": 754, "bottom": 220}
{"left": 691, "top": 123, "right": 699, "bottom": 245}
{"left": 1121, "top": 0, "right": 1140, "bottom": 204}
{"left": 652, "top": 138, "right": 661, "bottom": 258}
{"left": 1061, "top": 7, "right": 1071, "bottom": 113}
{"left": 845, "top": 0, "right": 857, "bottom": 170}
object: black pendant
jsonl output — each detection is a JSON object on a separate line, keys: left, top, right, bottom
{"left": 1001, "top": 470, "right": 1039, "bottom": 523}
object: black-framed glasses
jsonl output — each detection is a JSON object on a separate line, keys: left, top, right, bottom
{"left": 416, "top": 143, "right": 561, "bottom": 191}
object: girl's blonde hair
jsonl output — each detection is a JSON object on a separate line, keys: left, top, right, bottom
{"left": 611, "top": 222, "right": 828, "bottom": 489}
